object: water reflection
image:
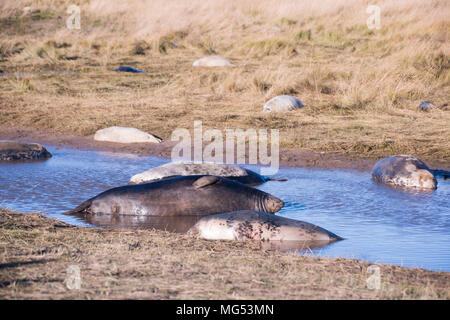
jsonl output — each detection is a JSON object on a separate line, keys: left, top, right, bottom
{"left": 71, "top": 213, "right": 202, "bottom": 233}
{"left": 0, "top": 145, "right": 449, "bottom": 271}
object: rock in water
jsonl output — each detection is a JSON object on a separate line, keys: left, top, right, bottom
{"left": 263, "top": 95, "right": 304, "bottom": 112}
{"left": 187, "top": 210, "right": 343, "bottom": 242}
{"left": 66, "top": 175, "right": 284, "bottom": 217}
{"left": 0, "top": 141, "right": 52, "bottom": 161}
{"left": 129, "top": 162, "right": 271, "bottom": 186}
{"left": 192, "top": 56, "right": 235, "bottom": 67}
{"left": 371, "top": 155, "right": 437, "bottom": 190}
{"left": 94, "top": 126, "right": 162, "bottom": 144}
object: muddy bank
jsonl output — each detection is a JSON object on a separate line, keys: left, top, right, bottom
{"left": 4, "top": 126, "right": 447, "bottom": 172}
{"left": 1, "top": 210, "right": 449, "bottom": 299}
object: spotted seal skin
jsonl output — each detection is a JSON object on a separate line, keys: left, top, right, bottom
{"left": 129, "top": 162, "right": 286, "bottom": 186}
{"left": 0, "top": 141, "right": 52, "bottom": 161}
{"left": 187, "top": 210, "right": 343, "bottom": 242}
{"left": 66, "top": 175, "right": 284, "bottom": 217}
{"left": 371, "top": 155, "right": 437, "bottom": 190}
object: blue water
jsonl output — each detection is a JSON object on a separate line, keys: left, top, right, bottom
{"left": 0, "top": 145, "right": 449, "bottom": 272}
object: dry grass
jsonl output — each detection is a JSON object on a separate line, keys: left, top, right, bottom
{"left": 1, "top": 210, "right": 449, "bottom": 299}
{"left": 0, "top": 0, "right": 449, "bottom": 162}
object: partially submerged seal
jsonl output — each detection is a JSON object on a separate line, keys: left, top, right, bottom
{"left": 129, "top": 162, "right": 286, "bottom": 186}
{"left": 187, "top": 210, "right": 343, "bottom": 243}
{"left": 94, "top": 126, "right": 162, "bottom": 144}
{"left": 262, "top": 95, "right": 304, "bottom": 112}
{"left": 0, "top": 141, "right": 52, "bottom": 161}
{"left": 66, "top": 175, "right": 284, "bottom": 217}
{"left": 371, "top": 155, "right": 437, "bottom": 190}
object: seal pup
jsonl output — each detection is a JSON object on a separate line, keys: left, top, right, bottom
{"left": 262, "top": 95, "right": 304, "bottom": 112}
{"left": 129, "top": 162, "right": 287, "bottom": 186}
{"left": 187, "top": 210, "right": 343, "bottom": 243}
{"left": 66, "top": 175, "right": 284, "bottom": 217}
{"left": 94, "top": 126, "right": 162, "bottom": 144}
{"left": 371, "top": 155, "right": 437, "bottom": 190}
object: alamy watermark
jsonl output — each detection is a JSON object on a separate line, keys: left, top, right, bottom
{"left": 366, "top": 265, "right": 381, "bottom": 290}
{"left": 65, "top": 265, "right": 81, "bottom": 290}
{"left": 66, "top": 5, "right": 81, "bottom": 30}
{"left": 171, "top": 121, "right": 279, "bottom": 175}
{"left": 366, "top": 5, "right": 381, "bottom": 30}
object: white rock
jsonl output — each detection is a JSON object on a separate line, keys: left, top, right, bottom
{"left": 192, "top": 56, "right": 235, "bottom": 67}
{"left": 263, "top": 95, "right": 304, "bottom": 112}
{"left": 94, "top": 126, "right": 162, "bottom": 144}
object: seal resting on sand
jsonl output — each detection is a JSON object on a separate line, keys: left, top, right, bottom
{"left": 66, "top": 175, "right": 284, "bottom": 217}
{"left": 192, "top": 56, "right": 235, "bottom": 67}
{"left": 187, "top": 210, "right": 343, "bottom": 243}
{"left": 129, "top": 162, "right": 287, "bottom": 186}
{"left": 0, "top": 141, "right": 51, "bottom": 161}
{"left": 94, "top": 126, "right": 162, "bottom": 144}
{"left": 371, "top": 155, "right": 437, "bottom": 190}
{"left": 262, "top": 95, "right": 304, "bottom": 112}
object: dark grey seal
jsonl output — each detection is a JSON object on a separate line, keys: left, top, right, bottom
{"left": 0, "top": 141, "right": 52, "bottom": 161}
{"left": 371, "top": 155, "right": 437, "bottom": 190}
{"left": 66, "top": 175, "right": 284, "bottom": 217}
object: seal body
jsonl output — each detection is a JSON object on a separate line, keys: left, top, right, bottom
{"left": 67, "top": 176, "right": 284, "bottom": 217}
{"left": 187, "top": 210, "right": 342, "bottom": 242}
{"left": 371, "top": 155, "right": 437, "bottom": 190}
{"left": 129, "top": 162, "right": 270, "bottom": 186}
{"left": 94, "top": 126, "right": 162, "bottom": 144}
{"left": 0, "top": 141, "right": 52, "bottom": 161}
{"left": 192, "top": 56, "right": 235, "bottom": 67}
{"left": 262, "top": 95, "right": 304, "bottom": 112}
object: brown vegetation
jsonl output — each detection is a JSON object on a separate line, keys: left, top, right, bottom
{"left": 1, "top": 210, "right": 449, "bottom": 299}
{"left": 0, "top": 0, "right": 448, "bottom": 163}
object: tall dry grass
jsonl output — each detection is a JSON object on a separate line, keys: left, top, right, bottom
{"left": 0, "top": 0, "right": 449, "bottom": 162}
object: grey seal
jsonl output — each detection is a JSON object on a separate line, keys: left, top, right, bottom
{"left": 262, "top": 95, "right": 304, "bottom": 112}
{"left": 187, "top": 210, "right": 343, "bottom": 243}
{"left": 0, "top": 141, "right": 52, "bottom": 161}
{"left": 371, "top": 155, "right": 437, "bottom": 190}
{"left": 66, "top": 175, "right": 284, "bottom": 217}
{"left": 129, "top": 162, "right": 287, "bottom": 186}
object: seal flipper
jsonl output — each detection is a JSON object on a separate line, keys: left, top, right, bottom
{"left": 192, "top": 176, "right": 221, "bottom": 189}
{"left": 64, "top": 198, "right": 94, "bottom": 215}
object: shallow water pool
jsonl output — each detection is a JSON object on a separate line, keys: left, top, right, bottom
{"left": 0, "top": 145, "right": 449, "bottom": 272}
